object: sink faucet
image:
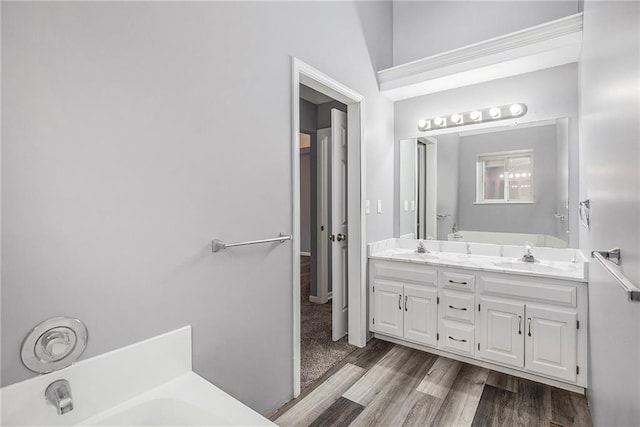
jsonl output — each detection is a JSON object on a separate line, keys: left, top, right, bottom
{"left": 45, "top": 379, "right": 73, "bottom": 415}
{"left": 522, "top": 243, "right": 535, "bottom": 263}
{"left": 416, "top": 240, "right": 430, "bottom": 254}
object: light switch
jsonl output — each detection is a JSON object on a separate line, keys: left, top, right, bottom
{"left": 377, "top": 200, "right": 382, "bottom": 214}
{"left": 365, "top": 200, "right": 370, "bottom": 214}
{"left": 404, "top": 200, "right": 409, "bottom": 212}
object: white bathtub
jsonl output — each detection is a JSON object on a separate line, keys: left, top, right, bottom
{"left": 1, "top": 327, "right": 274, "bottom": 426}
{"left": 448, "top": 230, "right": 567, "bottom": 248}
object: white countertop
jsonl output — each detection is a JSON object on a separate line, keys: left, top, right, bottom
{"left": 368, "top": 239, "right": 588, "bottom": 282}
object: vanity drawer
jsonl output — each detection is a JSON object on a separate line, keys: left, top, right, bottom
{"left": 372, "top": 261, "right": 437, "bottom": 287}
{"left": 440, "top": 321, "right": 475, "bottom": 356}
{"left": 441, "top": 271, "right": 475, "bottom": 292}
{"left": 441, "top": 290, "right": 475, "bottom": 324}
{"left": 479, "top": 275, "right": 577, "bottom": 307}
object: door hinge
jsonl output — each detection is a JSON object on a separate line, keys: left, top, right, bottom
{"left": 372, "top": 286, "right": 375, "bottom": 293}
{"left": 478, "top": 343, "right": 480, "bottom": 351}
{"left": 321, "top": 225, "right": 324, "bottom": 231}
{"left": 437, "top": 333, "right": 440, "bottom": 341}
{"left": 577, "top": 320, "right": 580, "bottom": 330}
{"left": 577, "top": 365, "right": 580, "bottom": 375}
{"left": 437, "top": 297, "right": 440, "bottom": 304}
{"left": 478, "top": 304, "right": 481, "bottom": 312}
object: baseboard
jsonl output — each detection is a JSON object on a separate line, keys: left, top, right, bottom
{"left": 309, "top": 295, "right": 324, "bottom": 304}
{"left": 300, "top": 251, "right": 311, "bottom": 257}
{"left": 309, "top": 291, "right": 332, "bottom": 304}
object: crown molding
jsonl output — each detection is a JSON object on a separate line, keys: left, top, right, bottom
{"left": 379, "top": 13, "right": 583, "bottom": 101}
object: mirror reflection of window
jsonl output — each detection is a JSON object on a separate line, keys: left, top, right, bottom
{"left": 478, "top": 151, "right": 533, "bottom": 203}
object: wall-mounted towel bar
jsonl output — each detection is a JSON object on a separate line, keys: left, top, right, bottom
{"left": 591, "top": 248, "right": 640, "bottom": 302}
{"left": 211, "top": 233, "right": 292, "bottom": 253}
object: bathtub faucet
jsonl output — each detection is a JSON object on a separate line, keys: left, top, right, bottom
{"left": 45, "top": 379, "right": 74, "bottom": 415}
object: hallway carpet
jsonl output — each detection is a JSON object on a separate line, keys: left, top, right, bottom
{"left": 301, "top": 256, "right": 356, "bottom": 391}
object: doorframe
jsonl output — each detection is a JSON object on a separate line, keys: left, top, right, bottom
{"left": 291, "top": 57, "right": 366, "bottom": 398}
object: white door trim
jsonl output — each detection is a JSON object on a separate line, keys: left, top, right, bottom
{"left": 291, "top": 57, "right": 366, "bottom": 398}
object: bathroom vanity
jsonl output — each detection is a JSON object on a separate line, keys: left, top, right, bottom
{"left": 368, "top": 238, "right": 588, "bottom": 393}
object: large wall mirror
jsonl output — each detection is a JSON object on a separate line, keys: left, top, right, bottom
{"left": 396, "top": 118, "right": 573, "bottom": 248}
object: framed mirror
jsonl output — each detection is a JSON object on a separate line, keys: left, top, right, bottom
{"left": 395, "top": 118, "right": 572, "bottom": 248}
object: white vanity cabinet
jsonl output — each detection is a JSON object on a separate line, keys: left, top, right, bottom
{"left": 478, "top": 274, "right": 582, "bottom": 384}
{"left": 368, "top": 256, "right": 588, "bottom": 392}
{"left": 370, "top": 261, "right": 438, "bottom": 347}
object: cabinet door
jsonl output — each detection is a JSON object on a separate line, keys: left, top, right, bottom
{"left": 480, "top": 297, "right": 525, "bottom": 368}
{"left": 373, "top": 281, "right": 404, "bottom": 338}
{"left": 525, "top": 304, "right": 577, "bottom": 382}
{"left": 403, "top": 285, "right": 438, "bottom": 346}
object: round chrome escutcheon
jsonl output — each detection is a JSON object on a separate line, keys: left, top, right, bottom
{"left": 21, "top": 317, "right": 88, "bottom": 373}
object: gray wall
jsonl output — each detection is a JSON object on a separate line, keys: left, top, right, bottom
{"left": 457, "top": 125, "right": 558, "bottom": 236}
{"left": 580, "top": 1, "right": 640, "bottom": 424}
{"left": 392, "top": 1, "right": 578, "bottom": 65}
{"left": 435, "top": 133, "right": 460, "bottom": 240}
{"left": 394, "top": 64, "right": 580, "bottom": 247}
{"left": 2, "top": 1, "right": 394, "bottom": 415}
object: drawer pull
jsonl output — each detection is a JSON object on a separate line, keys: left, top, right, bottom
{"left": 448, "top": 336, "right": 467, "bottom": 343}
{"left": 448, "top": 305, "right": 467, "bottom": 311}
{"left": 448, "top": 280, "right": 468, "bottom": 285}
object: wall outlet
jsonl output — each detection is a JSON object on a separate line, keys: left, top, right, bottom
{"left": 377, "top": 200, "right": 382, "bottom": 214}
{"left": 404, "top": 200, "right": 409, "bottom": 211}
{"left": 411, "top": 200, "right": 415, "bottom": 211}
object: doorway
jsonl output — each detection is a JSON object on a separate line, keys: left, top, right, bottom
{"left": 298, "top": 89, "right": 354, "bottom": 391}
{"left": 291, "top": 58, "right": 366, "bottom": 398}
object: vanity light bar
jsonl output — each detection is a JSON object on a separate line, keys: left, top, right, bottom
{"left": 417, "top": 103, "right": 528, "bottom": 131}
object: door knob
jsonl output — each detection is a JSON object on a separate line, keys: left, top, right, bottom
{"left": 337, "top": 233, "right": 346, "bottom": 242}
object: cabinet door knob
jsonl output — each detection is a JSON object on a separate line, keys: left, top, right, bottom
{"left": 329, "top": 234, "right": 335, "bottom": 242}
{"left": 527, "top": 318, "right": 532, "bottom": 337}
{"left": 518, "top": 315, "right": 522, "bottom": 335}
{"left": 405, "top": 296, "right": 408, "bottom": 311}
{"left": 398, "top": 294, "right": 402, "bottom": 310}
{"left": 336, "top": 233, "right": 346, "bottom": 242}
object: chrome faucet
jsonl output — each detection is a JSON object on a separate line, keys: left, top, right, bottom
{"left": 522, "top": 243, "right": 535, "bottom": 263}
{"left": 416, "top": 240, "right": 429, "bottom": 254}
{"left": 45, "top": 379, "right": 73, "bottom": 415}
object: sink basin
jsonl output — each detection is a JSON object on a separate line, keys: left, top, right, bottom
{"left": 493, "top": 261, "right": 571, "bottom": 274}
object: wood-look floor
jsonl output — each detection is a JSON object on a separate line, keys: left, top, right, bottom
{"left": 271, "top": 339, "right": 592, "bottom": 427}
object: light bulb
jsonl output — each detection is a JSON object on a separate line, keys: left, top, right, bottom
{"left": 499, "top": 174, "right": 504, "bottom": 178}
{"left": 434, "top": 117, "right": 446, "bottom": 127}
{"left": 451, "top": 114, "right": 463, "bottom": 125}
{"left": 470, "top": 111, "right": 482, "bottom": 121}
{"left": 509, "top": 174, "right": 514, "bottom": 178}
{"left": 418, "top": 119, "right": 430, "bottom": 130}
{"left": 489, "top": 107, "right": 501, "bottom": 119}
{"left": 509, "top": 104, "right": 523, "bottom": 116}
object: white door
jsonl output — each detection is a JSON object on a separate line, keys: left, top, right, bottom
{"left": 480, "top": 297, "right": 525, "bottom": 368}
{"left": 403, "top": 285, "right": 438, "bottom": 346}
{"left": 331, "top": 109, "right": 348, "bottom": 341}
{"left": 373, "top": 280, "right": 403, "bottom": 338}
{"left": 525, "top": 304, "right": 577, "bottom": 382}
